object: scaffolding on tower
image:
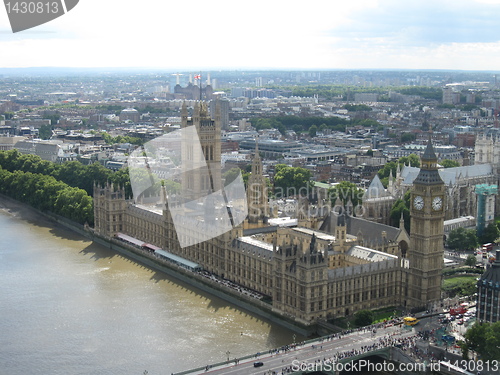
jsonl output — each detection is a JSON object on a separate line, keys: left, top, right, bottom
{"left": 475, "top": 184, "right": 498, "bottom": 236}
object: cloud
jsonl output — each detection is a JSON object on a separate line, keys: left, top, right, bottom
{"left": 0, "top": 0, "right": 499, "bottom": 70}
{"left": 329, "top": 0, "right": 500, "bottom": 47}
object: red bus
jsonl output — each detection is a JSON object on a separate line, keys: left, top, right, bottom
{"left": 482, "top": 243, "right": 493, "bottom": 257}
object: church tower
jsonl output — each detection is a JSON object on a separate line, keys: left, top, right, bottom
{"left": 408, "top": 138, "right": 445, "bottom": 309}
{"left": 247, "top": 140, "right": 268, "bottom": 223}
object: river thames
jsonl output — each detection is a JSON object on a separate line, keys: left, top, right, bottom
{"left": 0, "top": 201, "right": 299, "bottom": 374}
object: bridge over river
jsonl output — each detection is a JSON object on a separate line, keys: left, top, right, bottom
{"left": 176, "top": 323, "right": 422, "bottom": 375}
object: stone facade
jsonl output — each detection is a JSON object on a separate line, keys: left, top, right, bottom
{"left": 93, "top": 102, "right": 447, "bottom": 324}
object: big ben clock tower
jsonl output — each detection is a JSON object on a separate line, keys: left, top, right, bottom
{"left": 408, "top": 138, "right": 445, "bottom": 309}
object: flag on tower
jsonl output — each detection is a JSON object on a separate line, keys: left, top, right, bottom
{"left": 194, "top": 74, "right": 201, "bottom": 80}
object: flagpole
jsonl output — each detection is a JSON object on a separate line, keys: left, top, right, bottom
{"left": 199, "top": 71, "right": 202, "bottom": 101}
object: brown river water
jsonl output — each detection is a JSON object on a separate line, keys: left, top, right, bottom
{"left": 0, "top": 200, "right": 298, "bottom": 374}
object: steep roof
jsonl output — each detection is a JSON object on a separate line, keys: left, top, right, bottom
{"left": 347, "top": 245, "right": 398, "bottom": 262}
{"left": 364, "top": 174, "right": 390, "bottom": 199}
{"left": 421, "top": 138, "right": 438, "bottom": 161}
{"left": 346, "top": 215, "right": 400, "bottom": 242}
{"left": 401, "top": 164, "right": 493, "bottom": 186}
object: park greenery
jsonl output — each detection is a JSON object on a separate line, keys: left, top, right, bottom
{"left": 400, "top": 133, "right": 416, "bottom": 143}
{"left": 273, "top": 164, "right": 314, "bottom": 197}
{"left": 0, "top": 149, "right": 137, "bottom": 224}
{"left": 442, "top": 267, "right": 484, "bottom": 277}
{"left": 440, "top": 159, "right": 460, "bottom": 168}
{"left": 101, "top": 132, "right": 144, "bottom": 146}
{"left": 446, "top": 223, "right": 499, "bottom": 250}
{"left": 480, "top": 222, "right": 500, "bottom": 245}
{"left": 328, "top": 181, "right": 364, "bottom": 208}
{"left": 389, "top": 191, "right": 411, "bottom": 233}
{"left": 0, "top": 168, "right": 93, "bottom": 224}
{"left": 465, "top": 254, "right": 477, "bottom": 268}
{"left": 442, "top": 276, "right": 477, "bottom": 298}
{"left": 267, "top": 85, "right": 442, "bottom": 102}
{"left": 462, "top": 321, "right": 500, "bottom": 361}
{"left": 378, "top": 154, "right": 420, "bottom": 187}
{"left": 446, "top": 228, "right": 479, "bottom": 251}
{"left": 353, "top": 310, "right": 374, "bottom": 327}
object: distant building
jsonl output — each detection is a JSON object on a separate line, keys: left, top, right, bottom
{"left": 362, "top": 175, "right": 396, "bottom": 225}
{"left": 442, "top": 87, "right": 460, "bottom": 105}
{"left": 239, "top": 138, "right": 303, "bottom": 158}
{"left": 119, "top": 108, "right": 140, "bottom": 123}
{"left": 395, "top": 163, "right": 495, "bottom": 220}
{"left": 354, "top": 93, "right": 379, "bottom": 102}
{"left": 0, "top": 135, "right": 26, "bottom": 151}
{"left": 14, "top": 139, "right": 68, "bottom": 162}
{"left": 174, "top": 74, "right": 213, "bottom": 100}
{"left": 94, "top": 103, "right": 446, "bottom": 325}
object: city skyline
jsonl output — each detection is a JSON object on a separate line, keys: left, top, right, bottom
{"left": 1, "top": 0, "right": 500, "bottom": 71}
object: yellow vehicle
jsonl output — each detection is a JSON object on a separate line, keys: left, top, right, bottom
{"left": 403, "top": 317, "right": 419, "bottom": 326}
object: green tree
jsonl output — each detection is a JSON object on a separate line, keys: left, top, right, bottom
{"left": 442, "top": 277, "right": 477, "bottom": 298}
{"left": 441, "top": 159, "right": 460, "bottom": 168}
{"left": 277, "top": 123, "right": 287, "bottom": 136}
{"left": 309, "top": 124, "right": 317, "bottom": 138}
{"left": 273, "top": 164, "right": 314, "bottom": 198}
{"left": 54, "top": 187, "right": 94, "bottom": 224}
{"left": 399, "top": 154, "right": 420, "bottom": 168}
{"left": 43, "top": 113, "right": 60, "bottom": 126}
{"left": 480, "top": 223, "right": 500, "bottom": 245}
{"left": 389, "top": 191, "right": 411, "bottom": 233}
{"left": 344, "top": 104, "right": 372, "bottom": 112}
{"left": 464, "top": 321, "right": 500, "bottom": 361}
{"left": 378, "top": 155, "right": 420, "bottom": 187}
{"left": 328, "top": 181, "right": 364, "bottom": 208}
{"left": 401, "top": 133, "right": 416, "bottom": 143}
{"left": 447, "top": 228, "right": 478, "bottom": 250}
{"left": 354, "top": 310, "right": 374, "bottom": 327}
{"left": 38, "top": 124, "right": 54, "bottom": 140}
{"left": 465, "top": 254, "right": 477, "bottom": 267}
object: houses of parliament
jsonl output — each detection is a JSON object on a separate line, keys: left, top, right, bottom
{"left": 94, "top": 101, "right": 446, "bottom": 324}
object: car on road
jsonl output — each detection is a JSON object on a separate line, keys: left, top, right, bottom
{"left": 253, "top": 361, "right": 264, "bottom": 367}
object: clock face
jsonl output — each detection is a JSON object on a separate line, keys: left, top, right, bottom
{"left": 432, "top": 196, "right": 443, "bottom": 210}
{"left": 413, "top": 196, "right": 424, "bottom": 210}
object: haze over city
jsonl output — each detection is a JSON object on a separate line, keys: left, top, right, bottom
{"left": 1, "top": 0, "right": 500, "bottom": 70}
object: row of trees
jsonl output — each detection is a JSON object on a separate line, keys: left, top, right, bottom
{"left": 266, "top": 85, "right": 442, "bottom": 102}
{"left": 0, "top": 168, "right": 93, "bottom": 224}
{"left": 447, "top": 223, "right": 500, "bottom": 251}
{"left": 101, "top": 132, "right": 144, "bottom": 146}
{"left": 461, "top": 321, "right": 500, "bottom": 361}
{"left": 0, "top": 149, "right": 132, "bottom": 198}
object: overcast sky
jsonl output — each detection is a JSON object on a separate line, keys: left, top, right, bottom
{"left": 1, "top": 0, "right": 500, "bottom": 70}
